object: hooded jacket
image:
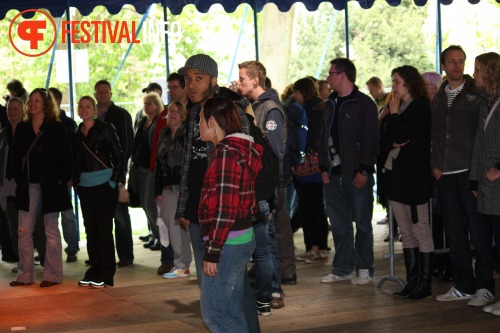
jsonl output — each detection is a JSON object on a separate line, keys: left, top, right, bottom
{"left": 198, "top": 133, "right": 263, "bottom": 263}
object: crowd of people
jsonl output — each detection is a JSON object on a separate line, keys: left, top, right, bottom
{"left": 1, "top": 45, "right": 500, "bottom": 331}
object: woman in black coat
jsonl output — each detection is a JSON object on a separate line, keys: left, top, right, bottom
{"left": 73, "top": 96, "right": 124, "bottom": 288}
{"left": 385, "top": 66, "right": 434, "bottom": 300}
{"left": 10, "top": 88, "right": 72, "bottom": 288}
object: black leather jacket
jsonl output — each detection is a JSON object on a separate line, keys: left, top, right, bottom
{"left": 73, "top": 119, "right": 124, "bottom": 186}
{"left": 154, "top": 124, "right": 186, "bottom": 196}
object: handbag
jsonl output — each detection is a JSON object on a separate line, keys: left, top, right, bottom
{"left": 293, "top": 150, "right": 321, "bottom": 177}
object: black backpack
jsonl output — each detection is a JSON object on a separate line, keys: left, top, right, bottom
{"left": 283, "top": 98, "right": 308, "bottom": 167}
{"left": 247, "top": 114, "right": 279, "bottom": 202}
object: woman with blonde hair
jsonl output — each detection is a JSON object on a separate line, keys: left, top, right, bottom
{"left": 155, "top": 101, "right": 191, "bottom": 278}
{"left": 131, "top": 92, "right": 163, "bottom": 251}
{"left": 73, "top": 96, "right": 124, "bottom": 288}
{"left": 10, "top": 88, "right": 72, "bottom": 287}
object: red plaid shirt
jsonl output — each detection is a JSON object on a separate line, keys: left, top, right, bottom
{"left": 198, "top": 134, "right": 263, "bottom": 263}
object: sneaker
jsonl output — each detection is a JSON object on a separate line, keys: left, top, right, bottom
{"left": 305, "top": 252, "right": 328, "bottom": 264}
{"left": 256, "top": 300, "right": 271, "bottom": 316}
{"left": 11, "top": 265, "right": 18, "bottom": 273}
{"left": 468, "top": 288, "right": 494, "bottom": 307}
{"left": 296, "top": 251, "right": 313, "bottom": 261}
{"left": 163, "top": 267, "right": 190, "bottom": 279}
{"left": 436, "top": 287, "right": 472, "bottom": 301}
{"left": 483, "top": 300, "right": 500, "bottom": 313}
{"left": 90, "top": 281, "right": 107, "bottom": 289}
{"left": 270, "top": 292, "right": 285, "bottom": 309}
{"left": 78, "top": 280, "right": 91, "bottom": 287}
{"left": 320, "top": 273, "right": 352, "bottom": 283}
{"left": 377, "top": 216, "right": 389, "bottom": 225}
{"left": 351, "top": 269, "right": 372, "bottom": 285}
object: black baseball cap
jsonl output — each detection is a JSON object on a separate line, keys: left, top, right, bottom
{"left": 142, "top": 82, "right": 162, "bottom": 93}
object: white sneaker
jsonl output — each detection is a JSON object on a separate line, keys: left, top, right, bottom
{"left": 483, "top": 300, "right": 500, "bottom": 313}
{"left": 467, "top": 288, "right": 494, "bottom": 307}
{"left": 436, "top": 287, "right": 472, "bottom": 301}
{"left": 351, "top": 269, "right": 372, "bottom": 285}
{"left": 163, "top": 267, "right": 190, "bottom": 279}
{"left": 320, "top": 273, "right": 352, "bottom": 283}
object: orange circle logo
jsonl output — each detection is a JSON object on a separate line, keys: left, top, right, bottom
{"left": 8, "top": 9, "right": 57, "bottom": 57}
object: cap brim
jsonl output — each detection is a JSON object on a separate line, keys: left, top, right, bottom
{"left": 178, "top": 66, "right": 189, "bottom": 75}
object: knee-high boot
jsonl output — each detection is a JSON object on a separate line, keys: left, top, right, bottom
{"left": 408, "top": 252, "right": 433, "bottom": 301}
{"left": 394, "top": 247, "right": 419, "bottom": 297}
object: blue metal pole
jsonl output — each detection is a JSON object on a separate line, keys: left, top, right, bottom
{"left": 45, "top": 10, "right": 64, "bottom": 89}
{"left": 344, "top": 0, "right": 349, "bottom": 59}
{"left": 163, "top": 0, "right": 170, "bottom": 78}
{"left": 228, "top": 5, "right": 250, "bottom": 85}
{"left": 112, "top": 5, "right": 153, "bottom": 87}
{"left": 436, "top": 0, "right": 442, "bottom": 73}
{"left": 65, "top": 3, "right": 79, "bottom": 232}
{"left": 315, "top": 11, "right": 337, "bottom": 79}
{"left": 252, "top": 0, "right": 259, "bottom": 61}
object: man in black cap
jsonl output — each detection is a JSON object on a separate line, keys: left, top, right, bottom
{"left": 175, "top": 54, "right": 260, "bottom": 332}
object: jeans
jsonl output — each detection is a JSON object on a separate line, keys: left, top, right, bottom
{"left": 253, "top": 200, "right": 283, "bottom": 302}
{"left": 189, "top": 222, "right": 205, "bottom": 287}
{"left": 438, "top": 172, "right": 493, "bottom": 294}
{"left": 114, "top": 202, "right": 134, "bottom": 263}
{"left": 60, "top": 188, "right": 79, "bottom": 255}
{"left": 323, "top": 174, "right": 375, "bottom": 276}
{"left": 17, "top": 184, "right": 62, "bottom": 284}
{"left": 200, "top": 240, "right": 257, "bottom": 333}
{"left": 284, "top": 178, "right": 298, "bottom": 220}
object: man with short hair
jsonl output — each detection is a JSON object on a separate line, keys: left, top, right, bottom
{"left": 94, "top": 80, "right": 135, "bottom": 267}
{"left": 432, "top": 45, "right": 494, "bottom": 306}
{"left": 175, "top": 54, "right": 259, "bottom": 332}
{"left": 238, "top": 60, "right": 288, "bottom": 314}
{"left": 319, "top": 58, "right": 379, "bottom": 285}
{"left": 49, "top": 87, "right": 80, "bottom": 262}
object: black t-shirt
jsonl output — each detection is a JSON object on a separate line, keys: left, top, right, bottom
{"left": 184, "top": 113, "right": 208, "bottom": 224}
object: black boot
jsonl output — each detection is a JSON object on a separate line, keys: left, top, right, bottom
{"left": 408, "top": 252, "right": 434, "bottom": 301}
{"left": 394, "top": 248, "right": 419, "bottom": 297}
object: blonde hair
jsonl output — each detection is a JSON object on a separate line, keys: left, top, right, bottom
{"left": 143, "top": 92, "right": 163, "bottom": 115}
{"left": 168, "top": 100, "right": 187, "bottom": 122}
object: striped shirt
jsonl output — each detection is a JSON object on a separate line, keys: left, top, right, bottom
{"left": 445, "top": 81, "right": 465, "bottom": 108}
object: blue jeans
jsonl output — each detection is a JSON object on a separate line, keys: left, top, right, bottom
{"left": 253, "top": 200, "right": 283, "bottom": 302}
{"left": 189, "top": 222, "right": 205, "bottom": 287}
{"left": 323, "top": 174, "right": 374, "bottom": 276}
{"left": 284, "top": 178, "right": 298, "bottom": 219}
{"left": 114, "top": 202, "right": 134, "bottom": 262}
{"left": 201, "top": 240, "right": 257, "bottom": 333}
{"left": 438, "top": 172, "right": 493, "bottom": 294}
{"left": 60, "top": 188, "right": 79, "bottom": 255}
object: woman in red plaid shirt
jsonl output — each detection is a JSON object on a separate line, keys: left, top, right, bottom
{"left": 198, "top": 96, "right": 263, "bottom": 332}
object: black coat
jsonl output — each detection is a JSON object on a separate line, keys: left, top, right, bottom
{"left": 386, "top": 96, "right": 432, "bottom": 205}
{"left": 13, "top": 120, "right": 72, "bottom": 213}
{"left": 73, "top": 119, "right": 124, "bottom": 187}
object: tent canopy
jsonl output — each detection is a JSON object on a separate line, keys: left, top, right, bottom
{"left": 1, "top": 0, "right": 498, "bottom": 19}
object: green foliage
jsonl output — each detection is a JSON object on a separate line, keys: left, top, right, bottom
{"left": 288, "top": 1, "right": 434, "bottom": 88}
